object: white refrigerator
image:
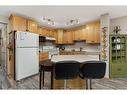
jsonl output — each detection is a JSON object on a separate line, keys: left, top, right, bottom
{"left": 15, "top": 31, "right": 39, "bottom": 81}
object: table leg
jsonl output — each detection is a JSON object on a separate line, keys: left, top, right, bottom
{"left": 51, "top": 70, "right": 53, "bottom": 89}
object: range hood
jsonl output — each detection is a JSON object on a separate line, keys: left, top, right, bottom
{"left": 45, "top": 36, "right": 56, "bottom": 40}
{"left": 39, "top": 36, "right": 56, "bottom": 42}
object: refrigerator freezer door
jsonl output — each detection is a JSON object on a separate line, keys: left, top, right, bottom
{"left": 15, "top": 31, "right": 39, "bottom": 47}
{"left": 15, "top": 47, "right": 39, "bottom": 80}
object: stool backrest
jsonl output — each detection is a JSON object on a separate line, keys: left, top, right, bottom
{"left": 80, "top": 61, "right": 106, "bottom": 79}
{"left": 55, "top": 61, "right": 80, "bottom": 79}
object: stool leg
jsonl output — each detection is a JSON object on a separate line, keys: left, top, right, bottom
{"left": 86, "top": 79, "right": 92, "bottom": 90}
{"left": 64, "top": 80, "right": 67, "bottom": 89}
{"left": 39, "top": 68, "right": 42, "bottom": 89}
{"left": 51, "top": 70, "right": 53, "bottom": 89}
{"left": 42, "top": 71, "right": 44, "bottom": 88}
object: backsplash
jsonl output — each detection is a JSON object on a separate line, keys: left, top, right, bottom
{"left": 63, "top": 41, "right": 100, "bottom": 52}
{"left": 39, "top": 41, "right": 100, "bottom": 52}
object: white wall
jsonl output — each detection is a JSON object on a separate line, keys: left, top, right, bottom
{"left": 0, "top": 15, "right": 8, "bottom": 24}
{"left": 110, "top": 16, "right": 127, "bottom": 34}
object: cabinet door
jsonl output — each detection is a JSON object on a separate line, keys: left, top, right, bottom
{"left": 9, "top": 15, "right": 27, "bottom": 31}
{"left": 73, "top": 30, "right": 81, "bottom": 41}
{"left": 27, "top": 20, "right": 38, "bottom": 33}
{"left": 80, "top": 28, "right": 87, "bottom": 40}
{"left": 52, "top": 30, "right": 58, "bottom": 43}
{"left": 63, "top": 31, "right": 67, "bottom": 44}
{"left": 93, "top": 21, "right": 100, "bottom": 43}
{"left": 41, "top": 28, "right": 46, "bottom": 36}
{"left": 86, "top": 21, "right": 100, "bottom": 43}
{"left": 86, "top": 23, "right": 95, "bottom": 43}
{"left": 63, "top": 31, "right": 73, "bottom": 44}
{"left": 57, "top": 30, "right": 64, "bottom": 44}
{"left": 67, "top": 31, "right": 73, "bottom": 44}
{"left": 37, "top": 27, "right": 41, "bottom": 35}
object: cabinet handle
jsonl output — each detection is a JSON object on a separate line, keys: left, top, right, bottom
{"left": 117, "top": 68, "right": 121, "bottom": 71}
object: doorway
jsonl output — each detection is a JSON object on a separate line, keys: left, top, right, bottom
{"left": 0, "top": 23, "right": 9, "bottom": 89}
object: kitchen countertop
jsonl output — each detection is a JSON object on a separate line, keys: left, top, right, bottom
{"left": 51, "top": 55, "right": 99, "bottom": 63}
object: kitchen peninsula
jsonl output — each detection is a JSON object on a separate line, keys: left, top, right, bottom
{"left": 39, "top": 54, "right": 100, "bottom": 89}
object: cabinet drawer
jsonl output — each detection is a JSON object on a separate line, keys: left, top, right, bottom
{"left": 111, "top": 64, "right": 127, "bottom": 75}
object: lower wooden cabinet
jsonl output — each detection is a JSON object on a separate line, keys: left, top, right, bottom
{"left": 39, "top": 52, "right": 49, "bottom": 61}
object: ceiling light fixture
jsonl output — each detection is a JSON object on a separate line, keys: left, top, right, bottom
{"left": 66, "top": 19, "right": 79, "bottom": 25}
{"left": 42, "top": 17, "right": 55, "bottom": 26}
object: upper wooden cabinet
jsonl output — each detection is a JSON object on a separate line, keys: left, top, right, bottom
{"left": 86, "top": 21, "right": 100, "bottom": 43}
{"left": 52, "top": 30, "right": 58, "bottom": 43}
{"left": 63, "top": 30, "right": 73, "bottom": 44}
{"left": 9, "top": 15, "right": 38, "bottom": 34}
{"left": 80, "top": 28, "right": 87, "bottom": 40}
{"left": 73, "top": 28, "right": 86, "bottom": 41}
{"left": 38, "top": 27, "right": 42, "bottom": 35}
{"left": 56, "top": 29, "right": 64, "bottom": 44}
{"left": 9, "top": 15, "right": 27, "bottom": 31}
{"left": 27, "top": 20, "right": 38, "bottom": 33}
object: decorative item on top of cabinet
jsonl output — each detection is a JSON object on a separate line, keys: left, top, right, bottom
{"left": 9, "top": 15, "right": 27, "bottom": 31}
{"left": 27, "top": 20, "right": 38, "bottom": 33}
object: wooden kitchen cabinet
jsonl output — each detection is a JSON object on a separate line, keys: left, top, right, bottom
{"left": 27, "top": 20, "right": 38, "bottom": 33}
{"left": 39, "top": 52, "right": 49, "bottom": 61}
{"left": 63, "top": 30, "right": 73, "bottom": 44}
{"left": 38, "top": 27, "right": 42, "bottom": 36}
{"left": 94, "top": 21, "right": 100, "bottom": 43}
{"left": 73, "top": 28, "right": 86, "bottom": 41}
{"left": 9, "top": 15, "right": 27, "bottom": 31}
{"left": 56, "top": 29, "right": 64, "bottom": 44}
{"left": 73, "top": 29, "right": 81, "bottom": 41}
{"left": 80, "top": 28, "right": 87, "bottom": 40}
{"left": 40, "top": 28, "right": 49, "bottom": 37}
{"left": 86, "top": 21, "right": 100, "bottom": 43}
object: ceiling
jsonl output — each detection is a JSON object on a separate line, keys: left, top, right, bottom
{"left": 0, "top": 6, "right": 127, "bottom": 29}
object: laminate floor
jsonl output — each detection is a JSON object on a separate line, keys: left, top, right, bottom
{"left": 1, "top": 69, "right": 127, "bottom": 89}
{"left": 1, "top": 51, "right": 127, "bottom": 89}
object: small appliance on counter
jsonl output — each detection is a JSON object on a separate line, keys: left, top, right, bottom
{"left": 42, "top": 46, "right": 59, "bottom": 59}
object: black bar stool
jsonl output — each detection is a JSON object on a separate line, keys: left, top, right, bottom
{"left": 79, "top": 61, "right": 106, "bottom": 89}
{"left": 55, "top": 61, "right": 80, "bottom": 89}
